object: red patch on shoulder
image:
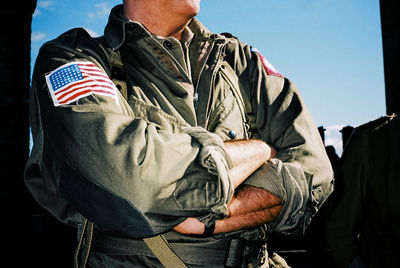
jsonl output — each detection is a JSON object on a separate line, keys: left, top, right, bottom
{"left": 253, "top": 49, "right": 283, "bottom": 77}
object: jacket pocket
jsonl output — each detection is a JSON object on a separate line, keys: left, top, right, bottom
{"left": 207, "top": 65, "right": 247, "bottom": 140}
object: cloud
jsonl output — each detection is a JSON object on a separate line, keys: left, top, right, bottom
{"left": 33, "top": 1, "right": 55, "bottom": 17}
{"left": 33, "top": 9, "right": 42, "bottom": 17}
{"left": 324, "top": 125, "right": 344, "bottom": 156}
{"left": 37, "top": 1, "right": 55, "bottom": 9}
{"left": 31, "top": 32, "right": 47, "bottom": 42}
{"left": 88, "top": 3, "right": 112, "bottom": 20}
{"left": 84, "top": 28, "right": 100, "bottom": 37}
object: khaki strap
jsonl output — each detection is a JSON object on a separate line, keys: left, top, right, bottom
{"left": 74, "top": 219, "right": 94, "bottom": 268}
{"left": 143, "top": 235, "right": 188, "bottom": 268}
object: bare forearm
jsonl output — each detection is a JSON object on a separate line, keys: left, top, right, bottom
{"left": 214, "top": 185, "right": 282, "bottom": 233}
{"left": 214, "top": 204, "right": 282, "bottom": 233}
{"left": 228, "top": 185, "right": 282, "bottom": 216}
{"left": 173, "top": 185, "right": 282, "bottom": 235}
{"left": 224, "top": 139, "right": 275, "bottom": 166}
{"left": 224, "top": 139, "right": 276, "bottom": 188}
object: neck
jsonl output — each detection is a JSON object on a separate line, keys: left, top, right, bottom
{"left": 124, "top": 1, "right": 193, "bottom": 40}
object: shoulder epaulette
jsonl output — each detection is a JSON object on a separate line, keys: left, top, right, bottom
{"left": 356, "top": 114, "right": 397, "bottom": 132}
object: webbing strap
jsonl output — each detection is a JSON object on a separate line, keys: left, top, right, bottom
{"left": 143, "top": 234, "right": 188, "bottom": 268}
{"left": 74, "top": 219, "right": 94, "bottom": 268}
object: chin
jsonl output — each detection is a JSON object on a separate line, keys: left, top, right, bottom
{"left": 184, "top": 0, "right": 201, "bottom": 17}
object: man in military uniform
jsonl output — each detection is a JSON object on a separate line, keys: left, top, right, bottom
{"left": 326, "top": 114, "right": 400, "bottom": 268}
{"left": 25, "top": 0, "right": 333, "bottom": 267}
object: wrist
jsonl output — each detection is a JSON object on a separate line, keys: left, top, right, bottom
{"left": 201, "top": 222, "right": 215, "bottom": 237}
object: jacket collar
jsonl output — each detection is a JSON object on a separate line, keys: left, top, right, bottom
{"left": 104, "top": 4, "right": 229, "bottom": 51}
{"left": 104, "top": 5, "right": 149, "bottom": 51}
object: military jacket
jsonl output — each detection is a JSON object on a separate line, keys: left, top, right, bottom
{"left": 326, "top": 114, "right": 400, "bottom": 268}
{"left": 25, "top": 5, "right": 333, "bottom": 239}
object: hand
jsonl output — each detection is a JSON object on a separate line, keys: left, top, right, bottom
{"left": 173, "top": 217, "right": 205, "bottom": 235}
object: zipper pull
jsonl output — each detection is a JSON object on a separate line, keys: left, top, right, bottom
{"left": 194, "top": 92, "right": 199, "bottom": 110}
{"left": 243, "top": 122, "right": 250, "bottom": 140}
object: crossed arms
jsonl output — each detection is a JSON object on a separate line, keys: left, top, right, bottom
{"left": 174, "top": 138, "right": 283, "bottom": 235}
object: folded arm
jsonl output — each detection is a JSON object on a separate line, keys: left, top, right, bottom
{"left": 173, "top": 139, "right": 282, "bottom": 235}
{"left": 174, "top": 185, "right": 282, "bottom": 235}
{"left": 27, "top": 42, "right": 243, "bottom": 237}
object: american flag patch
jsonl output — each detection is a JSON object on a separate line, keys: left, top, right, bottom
{"left": 45, "top": 61, "right": 119, "bottom": 106}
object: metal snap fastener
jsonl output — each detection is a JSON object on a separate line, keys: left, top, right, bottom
{"left": 228, "top": 130, "right": 237, "bottom": 139}
{"left": 163, "top": 40, "right": 173, "bottom": 49}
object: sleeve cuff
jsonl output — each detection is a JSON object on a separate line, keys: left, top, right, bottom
{"left": 182, "top": 127, "right": 234, "bottom": 219}
{"left": 243, "top": 158, "right": 310, "bottom": 235}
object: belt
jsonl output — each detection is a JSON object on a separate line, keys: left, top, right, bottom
{"left": 90, "top": 231, "right": 264, "bottom": 267}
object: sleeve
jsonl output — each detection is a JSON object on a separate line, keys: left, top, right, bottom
{"left": 235, "top": 44, "right": 334, "bottom": 235}
{"left": 26, "top": 43, "right": 234, "bottom": 238}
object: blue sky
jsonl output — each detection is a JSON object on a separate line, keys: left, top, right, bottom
{"left": 31, "top": 0, "right": 385, "bottom": 155}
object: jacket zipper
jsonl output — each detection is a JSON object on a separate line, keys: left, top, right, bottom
{"left": 193, "top": 40, "right": 215, "bottom": 110}
{"left": 203, "top": 42, "right": 227, "bottom": 130}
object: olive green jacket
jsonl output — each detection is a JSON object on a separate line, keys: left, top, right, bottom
{"left": 25, "top": 5, "right": 333, "bottom": 239}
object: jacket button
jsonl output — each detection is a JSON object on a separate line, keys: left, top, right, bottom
{"left": 228, "top": 130, "right": 237, "bottom": 139}
{"left": 163, "top": 40, "right": 173, "bottom": 49}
